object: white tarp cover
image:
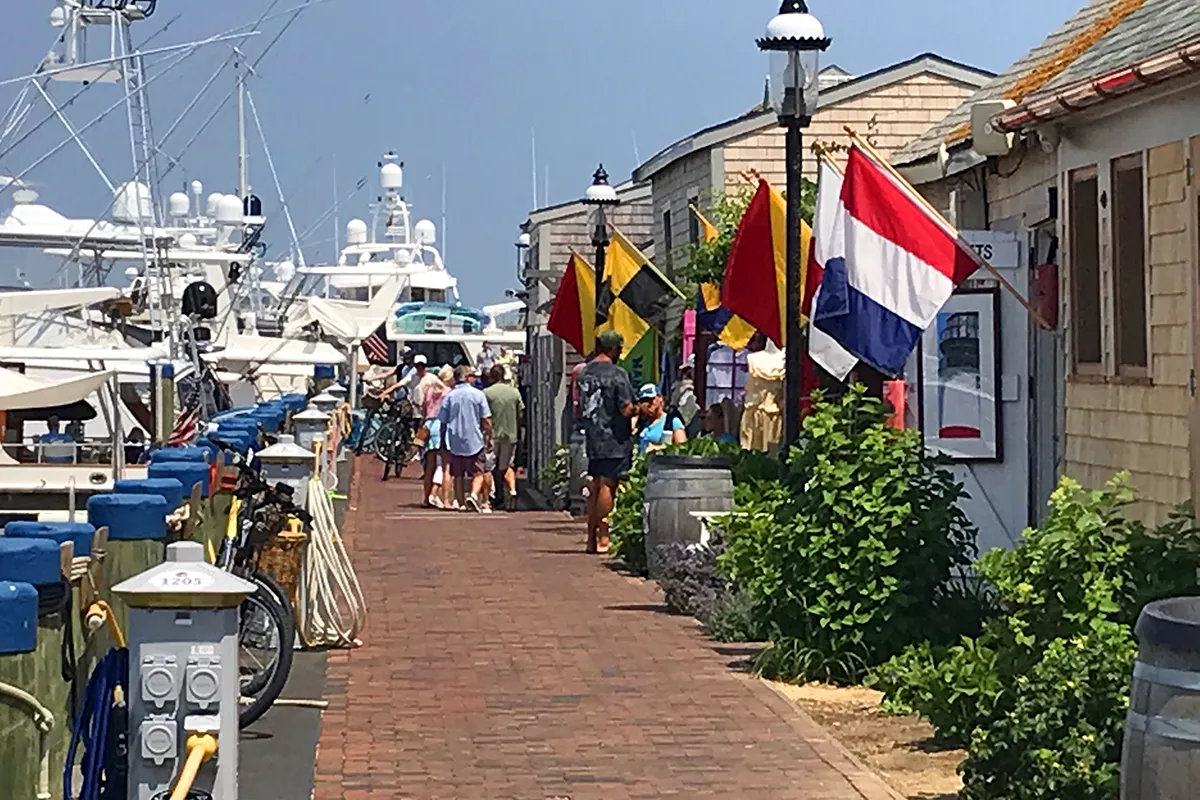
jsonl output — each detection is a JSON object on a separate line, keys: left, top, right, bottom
{"left": 0, "top": 367, "right": 114, "bottom": 411}
{"left": 282, "top": 275, "right": 402, "bottom": 342}
{"left": 0, "top": 287, "right": 121, "bottom": 318}
{"left": 203, "top": 334, "right": 345, "bottom": 368}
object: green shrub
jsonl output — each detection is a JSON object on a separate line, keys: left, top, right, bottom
{"left": 871, "top": 474, "right": 1200, "bottom": 800}
{"left": 609, "top": 452, "right": 649, "bottom": 575}
{"left": 719, "top": 386, "right": 977, "bottom": 683}
{"left": 869, "top": 638, "right": 1002, "bottom": 748}
{"left": 959, "top": 622, "right": 1135, "bottom": 800}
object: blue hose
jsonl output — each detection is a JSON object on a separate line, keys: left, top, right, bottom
{"left": 66, "top": 648, "right": 128, "bottom": 800}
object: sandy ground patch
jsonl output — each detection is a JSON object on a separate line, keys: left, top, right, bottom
{"left": 771, "top": 682, "right": 964, "bottom": 799}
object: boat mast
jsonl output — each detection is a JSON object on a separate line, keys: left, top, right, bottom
{"left": 237, "top": 61, "right": 249, "bottom": 201}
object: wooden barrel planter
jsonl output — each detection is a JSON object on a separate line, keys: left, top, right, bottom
{"left": 643, "top": 454, "right": 734, "bottom": 579}
{"left": 1122, "top": 597, "right": 1200, "bottom": 798}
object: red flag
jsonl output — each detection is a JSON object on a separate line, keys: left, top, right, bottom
{"left": 547, "top": 254, "right": 596, "bottom": 355}
{"left": 723, "top": 180, "right": 786, "bottom": 346}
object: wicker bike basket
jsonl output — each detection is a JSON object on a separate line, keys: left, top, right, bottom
{"left": 257, "top": 529, "right": 308, "bottom": 613}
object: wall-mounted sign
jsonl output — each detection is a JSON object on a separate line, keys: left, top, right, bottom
{"left": 960, "top": 230, "right": 1020, "bottom": 271}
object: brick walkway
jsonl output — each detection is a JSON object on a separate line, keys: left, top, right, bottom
{"left": 313, "top": 461, "right": 898, "bottom": 800}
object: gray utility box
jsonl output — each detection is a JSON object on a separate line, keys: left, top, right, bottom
{"left": 113, "top": 541, "right": 256, "bottom": 800}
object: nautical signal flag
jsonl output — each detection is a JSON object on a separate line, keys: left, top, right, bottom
{"left": 688, "top": 204, "right": 756, "bottom": 350}
{"left": 721, "top": 179, "right": 812, "bottom": 348}
{"left": 689, "top": 203, "right": 720, "bottom": 245}
{"left": 809, "top": 144, "right": 980, "bottom": 380}
{"left": 696, "top": 283, "right": 757, "bottom": 351}
{"left": 546, "top": 252, "right": 596, "bottom": 356}
{"left": 597, "top": 226, "right": 684, "bottom": 386}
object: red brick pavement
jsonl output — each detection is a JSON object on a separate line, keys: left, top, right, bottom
{"left": 313, "top": 461, "right": 899, "bottom": 800}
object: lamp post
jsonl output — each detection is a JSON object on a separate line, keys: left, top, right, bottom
{"left": 581, "top": 165, "right": 620, "bottom": 338}
{"left": 515, "top": 231, "right": 531, "bottom": 283}
{"left": 515, "top": 231, "right": 533, "bottom": 375}
{"left": 758, "top": 0, "right": 829, "bottom": 448}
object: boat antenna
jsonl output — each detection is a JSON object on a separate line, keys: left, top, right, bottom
{"left": 530, "top": 127, "right": 538, "bottom": 209}
{"left": 441, "top": 162, "right": 448, "bottom": 263}
{"left": 332, "top": 153, "right": 339, "bottom": 257}
{"left": 632, "top": 130, "right": 641, "bottom": 166}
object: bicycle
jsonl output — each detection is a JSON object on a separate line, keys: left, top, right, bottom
{"left": 374, "top": 392, "right": 422, "bottom": 481}
{"left": 210, "top": 438, "right": 308, "bottom": 728}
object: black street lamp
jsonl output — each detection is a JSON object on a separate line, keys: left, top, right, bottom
{"left": 515, "top": 231, "right": 531, "bottom": 283}
{"left": 758, "top": 0, "right": 830, "bottom": 449}
{"left": 581, "top": 164, "right": 620, "bottom": 335}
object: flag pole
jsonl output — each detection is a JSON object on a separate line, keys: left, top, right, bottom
{"left": 842, "top": 125, "right": 1050, "bottom": 331}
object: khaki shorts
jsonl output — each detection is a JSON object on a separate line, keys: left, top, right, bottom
{"left": 494, "top": 439, "right": 517, "bottom": 473}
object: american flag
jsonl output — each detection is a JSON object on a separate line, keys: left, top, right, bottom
{"left": 363, "top": 323, "right": 391, "bottom": 365}
{"left": 167, "top": 403, "right": 202, "bottom": 447}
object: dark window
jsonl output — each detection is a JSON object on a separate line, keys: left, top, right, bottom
{"left": 1112, "top": 154, "right": 1147, "bottom": 371}
{"left": 662, "top": 209, "right": 673, "bottom": 266}
{"left": 1069, "top": 167, "right": 1102, "bottom": 368}
{"left": 688, "top": 196, "right": 701, "bottom": 244}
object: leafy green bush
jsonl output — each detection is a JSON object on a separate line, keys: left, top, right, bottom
{"left": 719, "top": 386, "right": 977, "bottom": 683}
{"left": 608, "top": 451, "right": 649, "bottom": 575}
{"left": 960, "top": 621, "right": 1135, "bottom": 800}
{"left": 869, "top": 638, "right": 1001, "bottom": 748}
{"left": 871, "top": 474, "right": 1200, "bottom": 799}
{"left": 541, "top": 444, "right": 571, "bottom": 510}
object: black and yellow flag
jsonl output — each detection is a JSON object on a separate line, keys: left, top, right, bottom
{"left": 596, "top": 226, "right": 683, "bottom": 385}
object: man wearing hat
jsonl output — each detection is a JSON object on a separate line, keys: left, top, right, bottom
{"left": 576, "top": 330, "right": 638, "bottom": 554}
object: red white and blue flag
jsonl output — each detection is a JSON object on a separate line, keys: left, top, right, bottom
{"left": 808, "top": 145, "right": 981, "bottom": 380}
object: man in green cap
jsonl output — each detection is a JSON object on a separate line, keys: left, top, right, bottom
{"left": 576, "top": 329, "right": 638, "bottom": 554}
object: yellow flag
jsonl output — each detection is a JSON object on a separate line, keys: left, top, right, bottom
{"left": 689, "top": 204, "right": 720, "bottom": 244}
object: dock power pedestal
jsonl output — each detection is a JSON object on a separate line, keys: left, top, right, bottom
{"left": 113, "top": 541, "right": 256, "bottom": 800}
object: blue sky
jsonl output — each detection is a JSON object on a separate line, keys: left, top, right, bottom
{"left": 0, "top": 0, "right": 1084, "bottom": 303}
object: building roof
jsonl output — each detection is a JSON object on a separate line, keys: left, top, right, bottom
{"left": 523, "top": 180, "right": 651, "bottom": 229}
{"left": 631, "top": 52, "right": 993, "bottom": 183}
{"left": 1040, "top": 0, "right": 1200, "bottom": 92}
{"left": 893, "top": 0, "right": 1192, "bottom": 167}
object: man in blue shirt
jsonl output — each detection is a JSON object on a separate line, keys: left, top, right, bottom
{"left": 437, "top": 364, "right": 493, "bottom": 512}
{"left": 41, "top": 415, "right": 76, "bottom": 464}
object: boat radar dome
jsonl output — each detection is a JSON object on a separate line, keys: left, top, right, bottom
{"left": 206, "top": 192, "right": 223, "bottom": 217}
{"left": 216, "top": 194, "right": 243, "bottom": 225}
{"left": 275, "top": 260, "right": 296, "bottom": 282}
{"left": 414, "top": 219, "right": 437, "bottom": 245}
{"left": 346, "top": 219, "right": 368, "bottom": 246}
{"left": 49, "top": 5, "right": 67, "bottom": 27}
{"left": 168, "top": 192, "right": 189, "bottom": 218}
{"left": 380, "top": 162, "right": 403, "bottom": 190}
{"left": 178, "top": 233, "right": 198, "bottom": 249}
{"left": 124, "top": 266, "right": 139, "bottom": 280}
{"left": 191, "top": 180, "right": 203, "bottom": 197}
{"left": 113, "top": 181, "right": 152, "bottom": 223}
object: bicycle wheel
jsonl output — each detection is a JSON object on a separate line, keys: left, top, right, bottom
{"left": 240, "top": 573, "right": 295, "bottom": 698}
{"left": 375, "top": 421, "right": 401, "bottom": 480}
{"left": 238, "top": 590, "right": 293, "bottom": 728}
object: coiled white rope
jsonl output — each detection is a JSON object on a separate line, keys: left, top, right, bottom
{"left": 0, "top": 680, "right": 54, "bottom": 800}
{"left": 298, "top": 475, "right": 366, "bottom": 648}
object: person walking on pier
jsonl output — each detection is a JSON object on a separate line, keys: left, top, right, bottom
{"left": 577, "top": 330, "right": 637, "bottom": 554}
{"left": 484, "top": 363, "right": 524, "bottom": 511}
{"left": 437, "top": 364, "right": 493, "bottom": 512}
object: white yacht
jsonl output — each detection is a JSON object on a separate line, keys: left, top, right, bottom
{"left": 277, "top": 153, "right": 525, "bottom": 369}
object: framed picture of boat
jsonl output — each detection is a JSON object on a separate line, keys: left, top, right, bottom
{"left": 917, "top": 287, "right": 1001, "bottom": 462}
